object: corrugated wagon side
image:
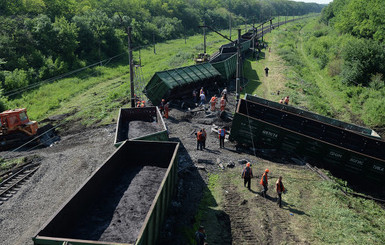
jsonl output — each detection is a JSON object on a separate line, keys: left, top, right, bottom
{"left": 230, "top": 95, "right": 385, "bottom": 184}
{"left": 33, "top": 140, "right": 179, "bottom": 245}
{"left": 114, "top": 106, "right": 168, "bottom": 147}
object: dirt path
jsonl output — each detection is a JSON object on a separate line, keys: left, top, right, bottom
{"left": 223, "top": 180, "right": 261, "bottom": 244}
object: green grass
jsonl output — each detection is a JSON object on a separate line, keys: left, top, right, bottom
{"left": 6, "top": 29, "right": 234, "bottom": 127}
{"left": 182, "top": 173, "right": 222, "bottom": 244}
{"left": 0, "top": 156, "right": 28, "bottom": 173}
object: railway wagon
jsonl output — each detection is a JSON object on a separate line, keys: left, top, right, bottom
{"left": 33, "top": 140, "right": 179, "bottom": 245}
{"left": 230, "top": 94, "right": 385, "bottom": 184}
{"left": 114, "top": 106, "right": 168, "bottom": 147}
{"left": 144, "top": 63, "right": 222, "bottom": 106}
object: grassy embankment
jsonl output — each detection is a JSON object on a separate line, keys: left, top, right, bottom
{"left": 188, "top": 17, "right": 385, "bottom": 244}
{"left": 193, "top": 161, "right": 385, "bottom": 244}
{"left": 6, "top": 29, "right": 233, "bottom": 127}
{"left": 242, "top": 17, "right": 385, "bottom": 130}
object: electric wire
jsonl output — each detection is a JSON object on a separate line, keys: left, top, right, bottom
{"left": 1, "top": 15, "right": 298, "bottom": 159}
{"left": 3, "top": 53, "right": 126, "bottom": 97}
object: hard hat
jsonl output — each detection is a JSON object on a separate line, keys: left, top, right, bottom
{"left": 142, "top": 100, "right": 145, "bottom": 103}
{"left": 246, "top": 162, "right": 250, "bottom": 167}
{"left": 265, "top": 169, "right": 269, "bottom": 173}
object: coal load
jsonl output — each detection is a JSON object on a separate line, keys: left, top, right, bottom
{"left": 67, "top": 165, "right": 167, "bottom": 243}
{"left": 128, "top": 120, "right": 162, "bottom": 139}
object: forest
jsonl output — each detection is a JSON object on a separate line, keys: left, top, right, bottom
{"left": 301, "top": 0, "right": 385, "bottom": 127}
{"left": 0, "top": 0, "right": 323, "bottom": 104}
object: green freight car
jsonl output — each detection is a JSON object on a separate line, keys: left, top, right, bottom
{"left": 144, "top": 63, "right": 221, "bottom": 106}
{"left": 230, "top": 94, "right": 385, "bottom": 183}
{"left": 114, "top": 106, "right": 168, "bottom": 147}
{"left": 33, "top": 140, "right": 179, "bottom": 245}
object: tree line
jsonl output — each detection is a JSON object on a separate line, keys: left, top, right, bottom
{"left": 320, "top": 0, "right": 385, "bottom": 87}
{"left": 0, "top": 0, "right": 323, "bottom": 99}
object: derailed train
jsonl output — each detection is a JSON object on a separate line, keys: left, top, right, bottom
{"left": 32, "top": 19, "right": 292, "bottom": 245}
{"left": 144, "top": 18, "right": 298, "bottom": 105}
{"left": 230, "top": 94, "right": 385, "bottom": 184}
{"left": 32, "top": 16, "right": 385, "bottom": 245}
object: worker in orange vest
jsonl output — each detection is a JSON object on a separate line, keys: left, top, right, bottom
{"left": 284, "top": 96, "right": 289, "bottom": 105}
{"left": 140, "top": 100, "right": 146, "bottom": 107}
{"left": 196, "top": 129, "right": 204, "bottom": 150}
{"left": 220, "top": 96, "right": 226, "bottom": 111}
{"left": 210, "top": 95, "right": 217, "bottom": 111}
{"left": 260, "top": 169, "right": 269, "bottom": 198}
{"left": 242, "top": 162, "right": 254, "bottom": 190}
{"left": 164, "top": 102, "right": 169, "bottom": 119}
{"left": 276, "top": 176, "right": 285, "bottom": 208}
{"left": 136, "top": 100, "right": 141, "bottom": 108}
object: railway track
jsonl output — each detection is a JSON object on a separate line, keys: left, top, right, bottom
{"left": 0, "top": 162, "right": 40, "bottom": 205}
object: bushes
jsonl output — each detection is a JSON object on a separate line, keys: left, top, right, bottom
{"left": 341, "top": 38, "right": 385, "bottom": 86}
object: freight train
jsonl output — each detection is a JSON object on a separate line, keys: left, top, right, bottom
{"left": 144, "top": 17, "right": 301, "bottom": 105}
{"left": 33, "top": 17, "right": 331, "bottom": 245}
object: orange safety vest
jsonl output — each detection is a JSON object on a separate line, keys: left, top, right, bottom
{"left": 276, "top": 180, "right": 285, "bottom": 193}
{"left": 284, "top": 97, "right": 289, "bottom": 104}
{"left": 260, "top": 172, "right": 268, "bottom": 186}
{"left": 197, "top": 131, "right": 203, "bottom": 141}
{"left": 220, "top": 98, "right": 226, "bottom": 106}
{"left": 210, "top": 96, "right": 217, "bottom": 103}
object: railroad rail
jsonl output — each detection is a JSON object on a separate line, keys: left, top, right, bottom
{"left": 0, "top": 162, "right": 40, "bottom": 205}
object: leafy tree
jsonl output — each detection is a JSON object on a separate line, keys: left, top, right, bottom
{"left": 52, "top": 17, "right": 79, "bottom": 67}
{"left": 341, "top": 38, "right": 385, "bottom": 86}
{"left": 4, "top": 69, "right": 28, "bottom": 92}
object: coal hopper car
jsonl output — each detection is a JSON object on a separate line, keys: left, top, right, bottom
{"left": 33, "top": 140, "right": 179, "bottom": 245}
{"left": 230, "top": 94, "right": 385, "bottom": 184}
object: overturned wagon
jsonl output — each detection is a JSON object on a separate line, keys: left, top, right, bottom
{"left": 33, "top": 140, "right": 179, "bottom": 245}
{"left": 144, "top": 63, "right": 222, "bottom": 106}
{"left": 230, "top": 94, "right": 385, "bottom": 184}
{"left": 114, "top": 106, "right": 168, "bottom": 147}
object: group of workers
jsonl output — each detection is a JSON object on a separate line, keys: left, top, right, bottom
{"left": 242, "top": 163, "right": 285, "bottom": 208}
{"left": 195, "top": 128, "right": 207, "bottom": 150}
{"left": 279, "top": 96, "right": 290, "bottom": 105}
{"left": 134, "top": 94, "right": 146, "bottom": 108}
{"left": 195, "top": 127, "right": 227, "bottom": 150}
{"left": 159, "top": 99, "right": 170, "bottom": 119}
{"left": 194, "top": 87, "right": 227, "bottom": 112}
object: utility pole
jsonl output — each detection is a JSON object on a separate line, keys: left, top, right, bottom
{"left": 203, "top": 20, "right": 206, "bottom": 54}
{"left": 229, "top": 13, "right": 232, "bottom": 39}
{"left": 252, "top": 21, "right": 255, "bottom": 58}
{"left": 153, "top": 32, "right": 156, "bottom": 54}
{"left": 118, "top": 13, "right": 135, "bottom": 108}
{"left": 128, "top": 26, "right": 135, "bottom": 108}
{"left": 236, "top": 29, "right": 241, "bottom": 102}
{"left": 270, "top": 18, "right": 272, "bottom": 31}
{"left": 184, "top": 26, "right": 187, "bottom": 44}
